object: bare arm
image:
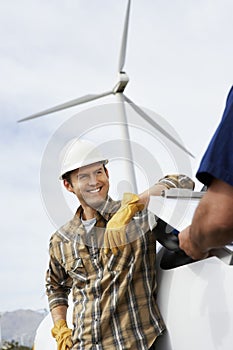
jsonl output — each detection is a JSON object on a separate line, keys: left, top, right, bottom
{"left": 138, "top": 174, "right": 195, "bottom": 207}
{"left": 138, "top": 184, "right": 167, "bottom": 207}
{"left": 179, "top": 178, "right": 233, "bottom": 259}
{"left": 51, "top": 305, "right": 68, "bottom": 324}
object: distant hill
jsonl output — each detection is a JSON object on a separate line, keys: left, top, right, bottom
{"left": 1, "top": 309, "right": 48, "bottom": 347}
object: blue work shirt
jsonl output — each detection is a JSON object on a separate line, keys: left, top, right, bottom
{"left": 196, "top": 86, "right": 233, "bottom": 187}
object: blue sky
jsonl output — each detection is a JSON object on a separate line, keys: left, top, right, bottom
{"left": 1, "top": 0, "right": 233, "bottom": 311}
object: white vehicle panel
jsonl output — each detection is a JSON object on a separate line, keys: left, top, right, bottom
{"left": 156, "top": 253, "right": 233, "bottom": 350}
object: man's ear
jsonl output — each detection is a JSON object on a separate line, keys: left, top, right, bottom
{"left": 63, "top": 179, "right": 74, "bottom": 193}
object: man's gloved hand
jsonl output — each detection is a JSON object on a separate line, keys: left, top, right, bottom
{"left": 51, "top": 319, "right": 73, "bottom": 350}
{"left": 157, "top": 174, "right": 195, "bottom": 190}
{"left": 104, "top": 192, "right": 144, "bottom": 256}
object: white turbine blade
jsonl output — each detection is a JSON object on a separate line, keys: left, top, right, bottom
{"left": 18, "top": 91, "right": 113, "bottom": 122}
{"left": 123, "top": 94, "right": 195, "bottom": 158}
{"left": 118, "top": 0, "right": 131, "bottom": 72}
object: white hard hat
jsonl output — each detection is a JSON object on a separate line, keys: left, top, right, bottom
{"left": 59, "top": 139, "right": 108, "bottom": 180}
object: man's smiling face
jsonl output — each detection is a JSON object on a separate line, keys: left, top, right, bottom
{"left": 64, "top": 162, "right": 109, "bottom": 210}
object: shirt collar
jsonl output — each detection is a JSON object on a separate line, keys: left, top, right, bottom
{"left": 57, "top": 196, "right": 121, "bottom": 242}
{"left": 75, "top": 195, "right": 120, "bottom": 221}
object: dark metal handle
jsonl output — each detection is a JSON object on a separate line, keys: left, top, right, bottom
{"left": 153, "top": 219, "right": 194, "bottom": 270}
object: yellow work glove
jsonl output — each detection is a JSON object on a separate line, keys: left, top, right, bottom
{"left": 51, "top": 319, "right": 73, "bottom": 350}
{"left": 104, "top": 193, "right": 144, "bottom": 256}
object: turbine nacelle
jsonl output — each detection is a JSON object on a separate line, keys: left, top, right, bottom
{"left": 112, "top": 72, "right": 129, "bottom": 94}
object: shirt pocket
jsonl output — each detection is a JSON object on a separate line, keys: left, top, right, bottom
{"left": 65, "top": 256, "right": 88, "bottom": 288}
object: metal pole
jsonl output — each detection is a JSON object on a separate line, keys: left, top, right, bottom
{"left": 116, "top": 93, "right": 138, "bottom": 193}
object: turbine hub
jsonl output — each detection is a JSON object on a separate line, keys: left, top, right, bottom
{"left": 112, "top": 72, "right": 129, "bottom": 93}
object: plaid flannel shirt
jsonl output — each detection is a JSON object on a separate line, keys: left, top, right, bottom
{"left": 46, "top": 196, "right": 165, "bottom": 350}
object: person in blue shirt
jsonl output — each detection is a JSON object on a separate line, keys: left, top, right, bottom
{"left": 179, "top": 86, "right": 233, "bottom": 260}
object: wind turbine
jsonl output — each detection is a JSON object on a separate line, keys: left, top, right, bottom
{"left": 18, "top": 0, "right": 194, "bottom": 192}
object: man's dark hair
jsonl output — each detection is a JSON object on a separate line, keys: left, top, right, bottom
{"left": 62, "top": 164, "right": 108, "bottom": 186}
{"left": 62, "top": 170, "right": 73, "bottom": 185}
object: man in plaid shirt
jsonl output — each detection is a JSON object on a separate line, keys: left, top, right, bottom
{"left": 46, "top": 139, "right": 194, "bottom": 350}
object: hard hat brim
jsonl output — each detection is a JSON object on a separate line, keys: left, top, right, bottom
{"left": 59, "top": 159, "right": 108, "bottom": 180}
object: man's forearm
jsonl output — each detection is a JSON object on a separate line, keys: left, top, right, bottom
{"left": 179, "top": 178, "right": 233, "bottom": 259}
{"left": 190, "top": 203, "right": 233, "bottom": 251}
{"left": 51, "top": 305, "right": 68, "bottom": 324}
{"left": 138, "top": 174, "right": 195, "bottom": 207}
{"left": 138, "top": 184, "right": 167, "bottom": 207}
